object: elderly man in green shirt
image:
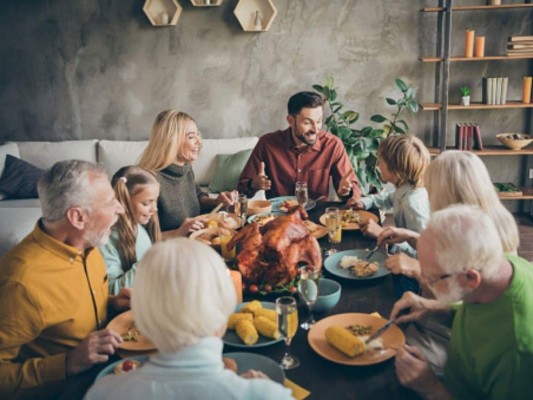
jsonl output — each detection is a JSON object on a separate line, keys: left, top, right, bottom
{"left": 385, "top": 204, "right": 533, "bottom": 400}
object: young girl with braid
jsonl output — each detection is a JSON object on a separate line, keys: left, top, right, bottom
{"left": 100, "top": 165, "right": 161, "bottom": 294}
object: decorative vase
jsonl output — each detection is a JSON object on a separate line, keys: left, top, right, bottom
{"left": 461, "top": 96, "right": 471, "bottom": 106}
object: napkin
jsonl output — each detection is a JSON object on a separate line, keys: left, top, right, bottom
{"left": 284, "top": 378, "right": 310, "bottom": 400}
{"left": 370, "top": 311, "right": 383, "bottom": 319}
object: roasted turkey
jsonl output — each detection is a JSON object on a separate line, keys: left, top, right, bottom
{"left": 227, "top": 207, "right": 322, "bottom": 286}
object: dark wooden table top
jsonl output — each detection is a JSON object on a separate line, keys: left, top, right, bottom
{"left": 223, "top": 202, "right": 419, "bottom": 400}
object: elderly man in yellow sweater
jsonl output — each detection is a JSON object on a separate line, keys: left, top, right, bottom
{"left": 0, "top": 160, "right": 130, "bottom": 399}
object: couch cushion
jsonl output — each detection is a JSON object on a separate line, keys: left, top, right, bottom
{"left": 0, "top": 143, "right": 21, "bottom": 178}
{"left": 18, "top": 140, "right": 98, "bottom": 170}
{"left": 0, "top": 207, "right": 42, "bottom": 258}
{"left": 97, "top": 140, "right": 148, "bottom": 178}
{"left": 0, "top": 155, "right": 45, "bottom": 199}
{"left": 195, "top": 137, "right": 258, "bottom": 186}
{"left": 208, "top": 149, "right": 253, "bottom": 193}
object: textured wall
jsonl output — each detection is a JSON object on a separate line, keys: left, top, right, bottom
{"left": 0, "top": 0, "right": 531, "bottom": 205}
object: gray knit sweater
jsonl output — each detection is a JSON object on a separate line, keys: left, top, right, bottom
{"left": 156, "top": 163, "right": 207, "bottom": 231}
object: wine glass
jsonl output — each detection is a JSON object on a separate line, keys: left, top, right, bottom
{"left": 298, "top": 267, "right": 320, "bottom": 330}
{"left": 276, "top": 296, "right": 300, "bottom": 370}
{"left": 234, "top": 194, "right": 248, "bottom": 228}
{"left": 295, "top": 181, "right": 308, "bottom": 208}
{"left": 324, "top": 206, "right": 342, "bottom": 256}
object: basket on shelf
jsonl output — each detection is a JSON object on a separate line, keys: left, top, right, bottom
{"left": 496, "top": 133, "right": 533, "bottom": 150}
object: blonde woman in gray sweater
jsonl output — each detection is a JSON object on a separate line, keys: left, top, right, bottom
{"left": 139, "top": 110, "right": 236, "bottom": 237}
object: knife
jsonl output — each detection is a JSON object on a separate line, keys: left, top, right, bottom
{"left": 364, "top": 309, "right": 409, "bottom": 344}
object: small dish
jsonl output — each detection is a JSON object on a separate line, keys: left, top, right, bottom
{"left": 496, "top": 133, "right": 533, "bottom": 150}
{"left": 247, "top": 200, "right": 272, "bottom": 216}
{"left": 313, "top": 278, "right": 342, "bottom": 314}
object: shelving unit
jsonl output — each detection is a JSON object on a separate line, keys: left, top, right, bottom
{"left": 234, "top": 0, "right": 277, "bottom": 32}
{"left": 190, "top": 0, "right": 223, "bottom": 6}
{"left": 420, "top": 1, "right": 533, "bottom": 208}
{"left": 143, "top": 0, "right": 183, "bottom": 26}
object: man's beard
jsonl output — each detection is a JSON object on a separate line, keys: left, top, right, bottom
{"left": 294, "top": 128, "right": 318, "bottom": 146}
{"left": 431, "top": 278, "right": 469, "bottom": 305}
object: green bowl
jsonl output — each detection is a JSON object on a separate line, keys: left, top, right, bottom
{"left": 314, "top": 278, "right": 341, "bottom": 314}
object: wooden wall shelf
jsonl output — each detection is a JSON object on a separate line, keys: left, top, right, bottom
{"left": 428, "top": 146, "right": 533, "bottom": 156}
{"left": 421, "top": 4, "right": 533, "bottom": 12}
{"left": 420, "top": 55, "right": 533, "bottom": 63}
{"left": 190, "top": 0, "right": 223, "bottom": 6}
{"left": 234, "top": 0, "right": 277, "bottom": 32}
{"left": 143, "top": 0, "right": 183, "bottom": 26}
{"left": 499, "top": 188, "right": 533, "bottom": 201}
{"left": 421, "top": 101, "right": 533, "bottom": 111}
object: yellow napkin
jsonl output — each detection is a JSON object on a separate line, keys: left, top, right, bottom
{"left": 370, "top": 311, "right": 383, "bottom": 319}
{"left": 284, "top": 378, "right": 310, "bottom": 400}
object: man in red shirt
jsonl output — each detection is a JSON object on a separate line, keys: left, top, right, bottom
{"left": 238, "top": 91, "right": 360, "bottom": 201}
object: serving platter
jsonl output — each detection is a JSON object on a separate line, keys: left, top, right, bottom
{"left": 223, "top": 301, "right": 283, "bottom": 348}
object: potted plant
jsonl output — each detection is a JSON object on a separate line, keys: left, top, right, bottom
{"left": 460, "top": 86, "right": 471, "bottom": 106}
{"left": 313, "top": 77, "right": 419, "bottom": 195}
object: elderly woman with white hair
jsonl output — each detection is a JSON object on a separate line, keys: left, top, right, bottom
{"left": 84, "top": 239, "right": 292, "bottom": 400}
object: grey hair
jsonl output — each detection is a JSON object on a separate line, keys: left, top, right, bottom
{"left": 132, "top": 238, "right": 236, "bottom": 353}
{"left": 426, "top": 150, "right": 519, "bottom": 253}
{"left": 424, "top": 204, "right": 503, "bottom": 280}
{"left": 38, "top": 160, "right": 107, "bottom": 222}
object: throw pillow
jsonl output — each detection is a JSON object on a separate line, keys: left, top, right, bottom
{"left": 0, "top": 155, "right": 45, "bottom": 199}
{"left": 208, "top": 149, "right": 253, "bottom": 193}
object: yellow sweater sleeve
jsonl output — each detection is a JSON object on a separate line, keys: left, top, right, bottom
{"left": 0, "top": 281, "right": 66, "bottom": 394}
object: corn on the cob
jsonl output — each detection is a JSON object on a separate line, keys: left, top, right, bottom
{"left": 253, "top": 316, "right": 279, "bottom": 339}
{"left": 235, "top": 320, "right": 259, "bottom": 345}
{"left": 325, "top": 326, "right": 365, "bottom": 357}
{"left": 241, "top": 300, "right": 262, "bottom": 314}
{"left": 227, "top": 313, "right": 253, "bottom": 330}
{"left": 253, "top": 308, "right": 277, "bottom": 322}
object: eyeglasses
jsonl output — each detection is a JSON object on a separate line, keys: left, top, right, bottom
{"left": 423, "top": 272, "right": 457, "bottom": 287}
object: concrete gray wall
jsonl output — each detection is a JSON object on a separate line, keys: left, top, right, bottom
{"left": 0, "top": 0, "right": 531, "bottom": 208}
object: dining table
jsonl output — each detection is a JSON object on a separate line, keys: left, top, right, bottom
{"left": 223, "top": 201, "right": 420, "bottom": 400}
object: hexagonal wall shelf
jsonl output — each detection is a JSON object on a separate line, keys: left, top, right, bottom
{"left": 143, "top": 0, "right": 183, "bottom": 26}
{"left": 234, "top": 0, "right": 277, "bottom": 32}
{"left": 190, "top": 0, "right": 223, "bottom": 6}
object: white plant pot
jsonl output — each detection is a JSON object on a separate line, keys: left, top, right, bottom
{"left": 461, "top": 96, "right": 470, "bottom": 106}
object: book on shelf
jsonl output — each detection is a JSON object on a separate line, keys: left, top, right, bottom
{"left": 508, "top": 35, "right": 533, "bottom": 42}
{"left": 507, "top": 43, "right": 533, "bottom": 49}
{"left": 473, "top": 124, "right": 484, "bottom": 151}
{"left": 455, "top": 123, "right": 484, "bottom": 151}
{"left": 507, "top": 47, "right": 533, "bottom": 54}
{"left": 495, "top": 78, "right": 502, "bottom": 105}
{"left": 481, "top": 77, "right": 508, "bottom": 105}
{"left": 501, "top": 77, "right": 508, "bottom": 105}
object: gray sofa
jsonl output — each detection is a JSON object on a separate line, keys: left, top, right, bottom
{"left": 0, "top": 137, "right": 261, "bottom": 257}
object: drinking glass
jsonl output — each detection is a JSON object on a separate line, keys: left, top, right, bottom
{"left": 295, "top": 181, "right": 308, "bottom": 208}
{"left": 234, "top": 194, "right": 248, "bottom": 227}
{"left": 276, "top": 296, "right": 300, "bottom": 370}
{"left": 324, "top": 207, "right": 342, "bottom": 256}
{"left": 298, "top": 267, "right": 320, "bottom": 330}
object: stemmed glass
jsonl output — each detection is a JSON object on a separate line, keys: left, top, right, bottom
{"left": 275, "top": 296, "right": 300, "bottom": 370}
{"left": 295, "top": 181, "right": 308, "bottom": 208}
{"left": 298, "top": 267, "right": 320, "bottom": 330}
{"left": 324, "top": 206, "right": 342, "bottom": 256}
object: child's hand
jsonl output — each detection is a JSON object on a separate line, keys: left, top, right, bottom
{"left": 360, "top": 219, "right": 383, "bottom": 239}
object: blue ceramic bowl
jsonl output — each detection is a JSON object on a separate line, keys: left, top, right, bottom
{"left": 314, "top": 278, "right": 341, "bottom": 314}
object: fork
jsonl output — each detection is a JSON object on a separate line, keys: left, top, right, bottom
{"left": 364, "top": 244, "right": 380, "bottom": 261}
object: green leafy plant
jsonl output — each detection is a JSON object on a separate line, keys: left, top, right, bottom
{"left": 313, "top": 77, "right": 419, "bottom": 195}
{"left": 460, "top": 86, "right": 471, "bottom": 97}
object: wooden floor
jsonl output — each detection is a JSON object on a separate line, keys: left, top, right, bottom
{"left": 516, "top": 213, "right": 533, "bottom": 261}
